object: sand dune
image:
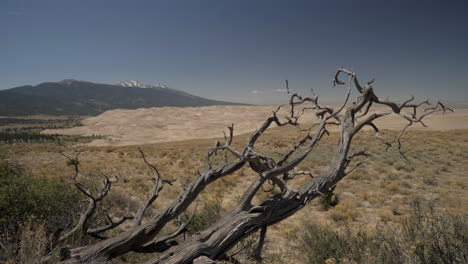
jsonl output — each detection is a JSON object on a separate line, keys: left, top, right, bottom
{"left": 42, "top": 105, "right": 468, "bottom": 146}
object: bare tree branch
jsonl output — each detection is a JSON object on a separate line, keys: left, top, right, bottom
{"left": 133, "top": 148, "right": 166, "bottom": 227}
{"left": 62, "top": 68, "right": 450, "bottom": 264}
{"left": 88, "top": 212, "right": 134, "bottom": 238}
{"left": 135, "top": 205, "right": 197, "bottom": 253}
{"left": 253, "top": 226, "right": 267, "bottom": 261}
{"left": 57, "top": 154, "right": 115, "bottom": 243}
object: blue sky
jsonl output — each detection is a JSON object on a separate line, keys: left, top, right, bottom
{"left": 1, "top": 0, "right": 467, "bottom": 104}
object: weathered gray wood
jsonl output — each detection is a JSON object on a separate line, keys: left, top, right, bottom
{"left": 61, "top": 68, "right": 449, "bottom": 263}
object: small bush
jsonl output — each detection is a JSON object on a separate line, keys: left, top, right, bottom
{"left": 320, "top": 190, "right": 340, "bottom": 210}
{"left": 377, "top": 209, "right": 394, "bottom": 223}
{"left": 423, "top": 174, "right": 438, "bottom": 186}
{"left": 0, "top": 158, "right": 79, "bottom": 262}
{"left": 0, "top": 160, "right": 78, "bottom": 227}
{"left": 184, "top": 197, "right": 223, "bottom": 235}
{"left": 66, "top": 158, "right": 80, "bottom": 166}
{"left": 291, "top": 199, "right": 468, "bottom": 264}
{"left": 385, "top": 181, "right": 400, "bottom": 193}
{"left": 391, "top": 203, "right": 401, "bottom": 215}
{"left": 329, "top": 201, "right": 359, "bottom": 222}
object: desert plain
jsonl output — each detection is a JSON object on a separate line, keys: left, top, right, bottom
{"left": 42, "top": 105, "right": 468, "bottom": 146}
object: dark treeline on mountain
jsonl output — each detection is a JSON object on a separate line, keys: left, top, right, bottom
{"left": 2, "top": 125, "right": 75, "bottom": 133}
{"left": 0, "top": 80, "right": 245, "bottom": 116}
{"left": 0, "top": 118, "right": 82, "bottom": 129}
{"left": 0, "top": 118, "right": 68, "bottom": 125}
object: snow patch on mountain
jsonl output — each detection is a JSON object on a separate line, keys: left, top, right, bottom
{"left": 119, "top": 80, "right": 168, "bottom": 89}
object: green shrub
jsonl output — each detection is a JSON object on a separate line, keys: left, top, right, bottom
{"left": 320, "top": 190, "right": 340, "bottom": 210}
{"left": 0, "top": 159, "right": 79, "bottom": 228}
{"left": 0, "top": 158, "right": 80, "bottom": 262}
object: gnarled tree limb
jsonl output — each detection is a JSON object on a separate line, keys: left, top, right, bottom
{"left": 61, "top": 68, "right": 449, "bottom": 264}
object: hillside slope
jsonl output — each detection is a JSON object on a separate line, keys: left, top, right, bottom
{"left": 0, "top": 80, "right": 244, "bottom": 116}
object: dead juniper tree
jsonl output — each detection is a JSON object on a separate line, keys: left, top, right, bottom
{"left": 59, "top": 68, "right": 451, "bottom": 263}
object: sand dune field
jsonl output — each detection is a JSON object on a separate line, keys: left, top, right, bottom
{"left": 42, "top": 105, "right": 468, "bottom": 146}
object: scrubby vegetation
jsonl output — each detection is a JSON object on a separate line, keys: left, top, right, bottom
{"left": 0, "top": 117, "right": 79, "bottom": 126}
{"left": 0, "top": 131, "right": 101, "bottom": 144}
{"left": 319, "top": 189, "right": 340, "bottom": 210}
{"left": 0, "top": 131, "right": 61, "bottom": 144}
{"left": 0, "top": 117, "right": 84, "bottom": 130}
{"left": 183, "top": 197, "right": 224, "bottom": 236}
{"left": 0, "top": 158, "right": 79, "bottom": 262}
{"left": 0, "top": 116, "right": 101, "bottom": 145}
{"left": 0, "top": 127, "right": 466, "bottom": 263}
{"left": 289, "top": 200, "right": 467, "bottom": 264}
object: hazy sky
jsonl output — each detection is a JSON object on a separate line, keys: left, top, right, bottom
{"left": 1, "top": 0, "right": 467, "bottom": 104}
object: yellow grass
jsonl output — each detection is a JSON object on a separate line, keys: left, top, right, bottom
{"left": 2, "top": 122, "right": 467, "bottom": 263}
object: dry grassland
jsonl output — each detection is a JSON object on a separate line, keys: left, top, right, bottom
{"left": 3, "top": 120, "right": 467, "bottom": 263}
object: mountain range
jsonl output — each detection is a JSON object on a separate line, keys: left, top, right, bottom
{"left": 0, "top": 80, "right": 244, "bottom": 116}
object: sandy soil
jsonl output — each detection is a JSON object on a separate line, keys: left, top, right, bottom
{"left": 42, "top": 105, "right": 468, "bottom": 146}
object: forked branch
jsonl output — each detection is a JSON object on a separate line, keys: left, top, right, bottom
{"left": 63, "top": 68, "right": 450, "bottom": 264}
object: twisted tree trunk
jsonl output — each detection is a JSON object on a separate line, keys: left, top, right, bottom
{"left": 60, "top": 68, "right": 450, "bottom": 263}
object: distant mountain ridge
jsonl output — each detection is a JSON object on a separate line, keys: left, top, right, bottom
{"left": 0, "top": 80, "right": 244, "bottom": 116}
